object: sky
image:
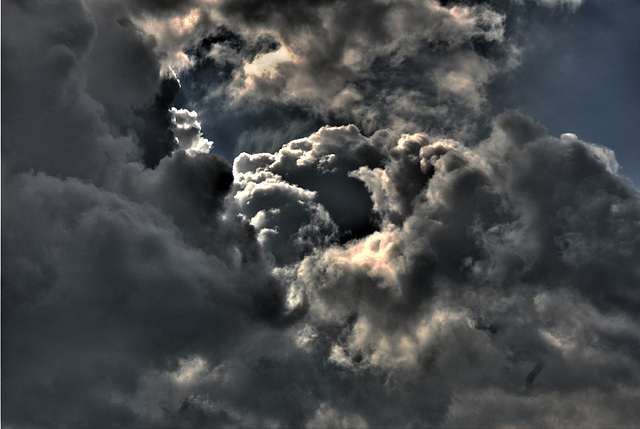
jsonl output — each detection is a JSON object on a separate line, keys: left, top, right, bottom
{"left": 2, "top": 0, "right": 640, "bottom": 427}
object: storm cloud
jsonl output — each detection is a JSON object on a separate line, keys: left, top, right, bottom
{"left": 3, "top": 0, "right": 640, "bottom": 427}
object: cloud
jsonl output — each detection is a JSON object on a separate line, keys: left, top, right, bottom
{"left": 136, "top": 77, "right": 181, "bottom": 168}
{"left": 530, "top": 0, "right": 585, "bottom": 11}
{"left": 2, "top": 0, "right": 639, "bottom": 427}
{"left": 2, "top": 169, "right": 272, "bottom": 425}
{"left": 2, "top": 0, "right": 114, "bottom": 181}
{"left": 260, "top": 112, "right": 640, "bottom": 425}
{"left": 231, "top": 150, "right": 339, "bottom": 265}
{"left": 130, "top": 0, "right": 515, "bottom": 153}
{"left": 170, "top": 106, "right": 215, "bottom": 155}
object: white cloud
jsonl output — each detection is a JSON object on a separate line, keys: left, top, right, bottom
{"left": 170, "top": 107, "right": 214, "bottom": 155}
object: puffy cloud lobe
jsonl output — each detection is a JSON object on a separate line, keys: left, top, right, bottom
{"left": 232, "top": 151, "right": 338, "bottom": 266}
{"left": 296, "top": 112, "right": 640, "bottom": 317}
{"left": 232, "top": 124, "right": 392, "bottom": 249}
{"left": 170, "top": 106, "right": 215, "bottom": 155}
{"left": 271, "top": 113, "right": 640, "bottom": 426}
{"left": 131, "top": 152, "right": 234, "bottom": 243}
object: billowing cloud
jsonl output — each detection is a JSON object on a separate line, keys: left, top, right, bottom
{"left": 131, "top": 0, "right": 517, "bottom": 156}
{"left": 2, "top": 0, "right": 639, "bottom": 427}
{"left": 170, "top": 106, "right": 215, "bottom": 155}
{"left": 260, "top": 113, "right": 640, "bottom": 426}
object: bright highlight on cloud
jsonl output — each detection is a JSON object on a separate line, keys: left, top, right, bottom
{"left": 3, "top": 0, "right": 639, "bottom": 427}
{"left": 243, "top": 45, "right": 298, "bottom": 85}
{"left": 170, "top": 107, "right": 215, "bottom": 155}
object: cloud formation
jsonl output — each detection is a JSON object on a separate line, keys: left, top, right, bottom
{"left": 3, "top": 0, "right": 640, "bottom": 427}
{"left": 133, "top": 0, "right": 520, "bottom": 158}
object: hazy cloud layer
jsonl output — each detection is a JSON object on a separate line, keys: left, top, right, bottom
{"left": 3, "top": 0, "right": 639, "bottom": 427}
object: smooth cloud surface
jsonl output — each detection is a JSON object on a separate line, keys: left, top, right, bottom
{"left": 2, "top": 0, "right": 640, "bottom": 427}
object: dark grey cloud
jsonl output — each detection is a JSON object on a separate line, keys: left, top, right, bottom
{"left": 2, "top": 0, "right": 109, "bottom": 181}
{"left": 136, "top": 77, "right": 181, "bottom": 168}
{"left": 2, "top": 169, "right": 278, "bottom": 426}
{"left": 3, "top": 0, "right": 640, "bottom": 427}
